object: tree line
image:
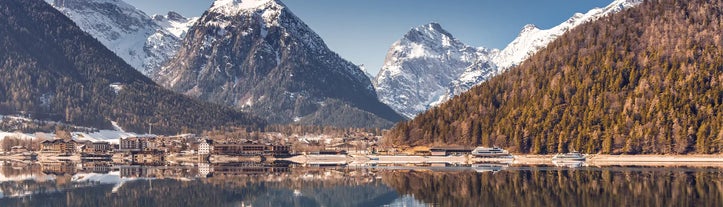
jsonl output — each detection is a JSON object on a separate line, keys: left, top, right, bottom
{"left": 386, "top": 0, "right": 723, "bottom": 154}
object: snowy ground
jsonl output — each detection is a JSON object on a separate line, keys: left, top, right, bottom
{"left": 0, "top": 115, "right": 154, "bottom": 144}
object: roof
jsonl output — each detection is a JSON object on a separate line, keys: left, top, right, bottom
{"left": 430, "top": 147, "right": 474, "bottom": 151}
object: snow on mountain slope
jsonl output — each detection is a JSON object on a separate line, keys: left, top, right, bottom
{"left": 0, "top": 127, "right": 149, "bottom": 144}
{"left": 374, "top": 23, "right": 496, "bottom": 118}
{"left": 436, "top": 59, "right": 499, "bottom": 105}
{"left": 155, "top": 0, "right": 403, "bottom": 128}
{"left": 152, "top": 11, "right": 198, "bottom": 39}
{"left": 439, "top": 0, "right": 643, "bottom": 103}
{"left": 378, "top": 0, "right": 642, "bottom": 118}
{"left": 0, "top": 115, "right": 151, "bottom": 144}
{"left": 51, "top": 0, "right": 191, "bottom": 77}
{"left": 493, "top": 0, "right": 643, "bottom": 69}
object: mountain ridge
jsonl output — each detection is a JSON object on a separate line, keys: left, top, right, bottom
{"left": 51, "top": 0, "right": 194, "bottom": 77}
{"left": 0, "top": 0, "right": 264, "bottom": 134}
{"left": 374, "top": 23, "right": 496, "bottom": 118}
{"left": 385, "top": 0, "right": 723, "bottom": 154}
{"left": 377, "top": 0, "right": 643, "bottom": 118}
{"left": 156, "top": 0, "right": 403, "bottom": 128}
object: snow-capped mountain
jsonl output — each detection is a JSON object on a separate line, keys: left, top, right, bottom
{"left": 492, "top": 0, "right": 643, "bottom": 69}
{"left": 374, "top": 23, "right": 496, "bottom": 118}
{"left": 437, "top": 0, "right": 643, "bottom": 105}
{"left": 439, "top": 60, "right": 498, "bottom": 103}
{"left": 152, "top": 11, "right": 198, "bottom": 39}
{"left": 156, "top": 0, "right": 403, "bottom": 128}
{"left": 51, "top": 0, "right": 192, "bottom": 77}
{"left": 2, "top": 0, "right": 263, "bottom": 134}
{"left": 377, "top": 0, "right": 641, "bottom": 118}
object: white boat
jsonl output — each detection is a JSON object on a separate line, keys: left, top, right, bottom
{"left": 471, "top": 146, "right": 512, "bottom": 158}
{"left": 472, "top": 163, "right": 509, "bottom": 173}
{"left": 552, "top": 151, "right": 586, "bottom": 161}
{"left": 552, "top": 160, "right": 585, "bottom": 168}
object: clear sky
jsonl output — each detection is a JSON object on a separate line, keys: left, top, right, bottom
{"left": 123, "top": 0, "right": 613, "bottom": 76}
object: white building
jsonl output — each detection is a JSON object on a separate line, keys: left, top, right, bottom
{"left": 198, "top": 139, "right": 213, "bottom": 155}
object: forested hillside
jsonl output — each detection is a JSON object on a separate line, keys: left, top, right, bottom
{"left": 386, "top": 0, "right": 723, "bottom": 154}
{"left": 0, "top": 0, "right": 264, "bottom": 134}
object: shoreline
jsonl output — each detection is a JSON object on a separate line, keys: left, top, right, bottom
{"left": 2, "top": 153, "right": 722, "bottom": 167}
{"left": 278, "top": 154, "right": 723, "bottom": 167}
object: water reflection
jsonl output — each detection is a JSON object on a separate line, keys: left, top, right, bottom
{"left": 0, "top": 161, "right": 721, "bottom": 207}
{"left": 552, "top": 160, "right": 586, "bottom": 168}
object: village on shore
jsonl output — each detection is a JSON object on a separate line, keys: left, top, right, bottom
{"left": 2, "top": 133, "right": 723, "bottom": 169}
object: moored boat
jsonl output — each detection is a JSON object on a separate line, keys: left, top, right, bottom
{"left": 552, "top": 151, "right": 586, "bottom": 161}
{"left": 471, "top": 146, "right": 512, "bottom": 158}
{"left": 472, "top": 163, "right": 509, "bottom": 173}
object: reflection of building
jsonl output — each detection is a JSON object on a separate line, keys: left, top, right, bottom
{"left": 131, "top": 151, "right": 165, "bottom": 165}
{"left": 80, "top": 162, "right": 113, "bottom": 174}
{"left": 10, "top": 146, "right": 28, "bottom": 153}
{"left": 41, "top": 161, "right": 77, "bottom": 175}
{"left": 120, "top": 166, "right": 154, "bottom": 178}
{"left": 198, "top": 163, "right": 213, "bottom": 177}
{"left": 40, "top": 139, "right": 77, "bottom": 154}
{"left": 212, "top": 163, "right": 290, "bottom": 176}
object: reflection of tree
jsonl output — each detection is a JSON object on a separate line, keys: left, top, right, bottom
{"left": 381, "top": 168, "right": 723, "bottom": 207}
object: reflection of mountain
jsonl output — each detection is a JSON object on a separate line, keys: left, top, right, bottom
{"left": 0, "top": 165, "right": 399, "bottom": 206}
{"left": 5, "top": 164, "right": 721, "bottom": 206}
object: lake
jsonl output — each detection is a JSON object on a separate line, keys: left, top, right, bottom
{"left": 0, "top": 161, "right": 721, "bottom": 207}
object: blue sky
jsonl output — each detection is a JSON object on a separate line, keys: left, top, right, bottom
{"left": 124, "top": 0, "right": 612, "bottom": 75}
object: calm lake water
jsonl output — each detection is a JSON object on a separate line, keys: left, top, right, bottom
{"left": 0, "top": 161, "right": 721, "bottom": 207}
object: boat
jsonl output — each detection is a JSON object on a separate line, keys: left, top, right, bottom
{"left": 552, "top": 160, "right": 585, "bottom": 168}
{"left": 552, "top": 151, "right": 586, "bottom": 161}
{"left": 472, "top": 163, "right": 509, "bottom": 173}
{"left": 471, "top": 146, "right": 512, "bottom": 158}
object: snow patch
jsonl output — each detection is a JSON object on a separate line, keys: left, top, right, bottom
{"left": 493, "top": 0, "right": 642, "bottom": 69}
{"left": 109, "top": 83, "right": 124, "bottom": 94}
{"left": 211, "top": 0, "right": 280, "bottom": 15}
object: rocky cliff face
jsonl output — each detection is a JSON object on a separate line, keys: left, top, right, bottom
{"left": 156, "top": 0, "right": 403, "bottom": 128}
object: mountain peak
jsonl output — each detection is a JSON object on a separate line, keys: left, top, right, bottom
{"left": 520, "top": 24, "right": 539, "bottom": 34}
{"left": 157, "top": 0, "right": 402, "bottom": 128}
{"left": 166, "top": 11, "right": 186, "bottom": 21}
{"left": 211, "top": 0, "right": 283, "bottom": 14}
{"left": 402, "top": 22, "right": 455, "bottom": 44}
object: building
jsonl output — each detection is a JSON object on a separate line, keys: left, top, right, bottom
{"left": 40, "top": 139, "right": 77, "bottom": 154}
{"left": 119, "top": 137, "right": 155, "bottom": 152}
{"left": 198, "top": 139, "right": 213, "bottom": 155}
{"left": 430, "top": 147, "right": 474, "bottom": 156}
{"left": 212, "top": 142, "right": 290, "bottom": 156}
{"left": 75, "top": 141, "right": 92, "bottom": 153}
{"left": 266, "top": 145, "right": 290, "bottom": 157}
{"left": 214, "top": 143, "right": 266, "bottom": 156}
{"left": 91, "top": 141, "right": 111, "bottom": 153}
